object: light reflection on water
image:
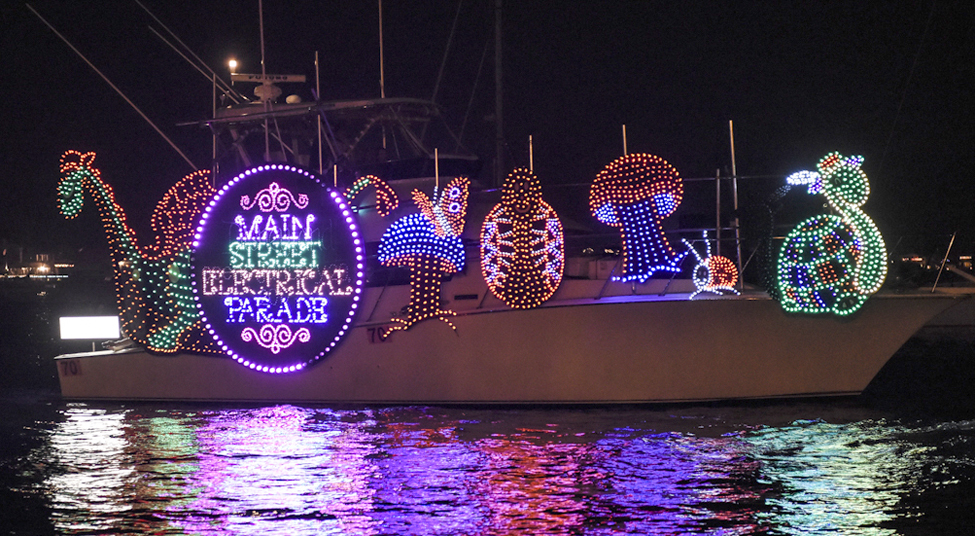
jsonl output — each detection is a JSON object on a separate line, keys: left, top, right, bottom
{"left": 18, "top": 403, "right": 975, "bottom": 535}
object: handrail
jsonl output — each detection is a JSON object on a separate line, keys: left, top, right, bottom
{"left": 596, "top": 256, "right": 623, "bottom": 300}
{"left": 932, "top": 231, "right": 957, "bottom": 292}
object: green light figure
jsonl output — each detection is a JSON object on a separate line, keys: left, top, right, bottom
{"left": 777, "top": 152, "right": 887, "bottom": 315}
{"left": 57, "top": 150, "right": 219, "bottom": 353}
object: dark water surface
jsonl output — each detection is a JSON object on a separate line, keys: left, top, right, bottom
{"left": 3, "top": 388, "right": 975, "bottom": 535}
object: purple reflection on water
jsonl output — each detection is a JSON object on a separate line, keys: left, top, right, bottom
{"left": 599, "top": 431, "right": 767, "bottom": 534}
{"left": 157, "top": 407, "right": 770, "bottom": 535}
{"left": 41, "top": 405, "right": 959, "bottom": 534}
{"left": 172, "top": 405, "right": 382, "bottom": 535}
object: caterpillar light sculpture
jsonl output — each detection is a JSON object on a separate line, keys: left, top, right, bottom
{"left": 481, "top": 168, "right": 564, "bottom": 309}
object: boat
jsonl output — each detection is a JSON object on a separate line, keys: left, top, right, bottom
{"left": 51, "top": 145, "right": 971, "bottom": 404}
{"left": 46, "top": 7, "right": 973, "bottom": 405}
{"left": 56, "top": 291, "right": 962, "bottom": 404}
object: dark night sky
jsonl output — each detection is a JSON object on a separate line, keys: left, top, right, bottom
{"left": 2, "top": 1, "right": 973, "bottom": 264}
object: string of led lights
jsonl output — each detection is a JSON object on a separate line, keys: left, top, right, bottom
{"left": 191, "top": 164, "right": 365, "bottom": 373}
{"left": 589, "top": 153, "right": 687, "bottom": 282}
{"left": 378, "top": 177, "right": 471, "bottom": 331}
{"left": 681, "top": 231, "right": 739, "bottom": 299}
{"left": 480, "top": 168, "right": 564, "bottom": 309}
{"left": 346, "top": 175, "right": 399, "bottom": 217}
{"left": 777, "top": 152, "right": 887, "bottom": 315}
{"left": 57, "top": 150, "right": 220, "bottom": 355}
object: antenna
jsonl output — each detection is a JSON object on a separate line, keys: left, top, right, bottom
{"left": 529, "top": 135, "right": 534, "bottom": 173}
{"left": 136, "top": 0, "right": 243, "bottom": 103}
{"left": 622, "top": 124, "right": 628, "bottom": 155}
{"left": 729, "top": 120, "right": 737, "bottom": 177}
{"left": 378, "top": 0, "right": 388, "bottom": 150}
{"left": 259, "top": 0, "right": 270, "bottom": 161}
{"left": 431, "top": 0, "right": 463, "bottom": 104}
{"left": 729, "top": 120, "right": 742, "bottom": 289}
{"left": 147, "top": 27, "right": 241, "bottom": 104}
{"left": 316, "top": 51, "right": 323, "bottom": 174}
{"left": 379, "top": 0, "right": 386, "bottom": 99}
{"left": 494, "top": 0, "right": 504, "bottom": 188}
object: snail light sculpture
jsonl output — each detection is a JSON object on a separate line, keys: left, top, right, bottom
{"left": 682, "top": 231, "right": 739, "bottom": 299}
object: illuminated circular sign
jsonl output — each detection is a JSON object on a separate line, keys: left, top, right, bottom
{"left": 191, "top": 164, "right": 365, "bottom": 373}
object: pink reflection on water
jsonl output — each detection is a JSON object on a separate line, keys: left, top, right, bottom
{"left": 163, "top": 408, "right": 771, "bottom": 535}
{"left": 43, "top": 406, "right": 776, "bottom": 535}
{"left": 171, "top": 405, "right": 382, "bottom": 535}
{"left": 469, "top": 427, "right": 767, "bottom": 535}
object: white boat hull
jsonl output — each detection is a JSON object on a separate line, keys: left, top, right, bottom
{"left": 55, "top": 291, "right": 967, "bottom": 404}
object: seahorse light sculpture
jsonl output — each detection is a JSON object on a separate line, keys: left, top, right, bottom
{"left": 57, "top": 150, "right": 219, "bottom": 353}
{"left": 590, "top": 153, "right": 687, "bottom": 282}
{"left": 777, "top": 152, "right": 887, "bottom": 315}
{"left": 681, "top": 231, "right": 740, "bottom": 299}
{"left": 480, "top": 168, "right": 564, "bottom": 309}
{"left": 378, "top": 177, "right": 470, "bottom": 331}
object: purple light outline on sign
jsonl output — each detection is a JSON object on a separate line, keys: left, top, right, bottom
{"left": 190, "top": 164, "right": 365, "bottom": 374}
{"left": 240, "top": 181, "right": 310, "bottom": 212}
{"left": 241, "top": 324, "right": 312, "bottom": 354}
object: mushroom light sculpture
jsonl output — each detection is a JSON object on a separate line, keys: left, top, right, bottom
{"left": 589, "top": 153, "right": 687, "bottom": 282}
{"left": 378, "top": 177, "right": 470, "bottom": 331}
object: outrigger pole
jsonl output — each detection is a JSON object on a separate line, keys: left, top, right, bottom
{"left": 27, "top": 3, "right": 199, "bottom": 172}
{"left": 135, "top": 0, "right": 243, "bottom": 104}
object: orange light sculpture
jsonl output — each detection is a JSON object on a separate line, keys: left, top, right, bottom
{"left": 480, "top": 168, "right": 564, "bottom": 309}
